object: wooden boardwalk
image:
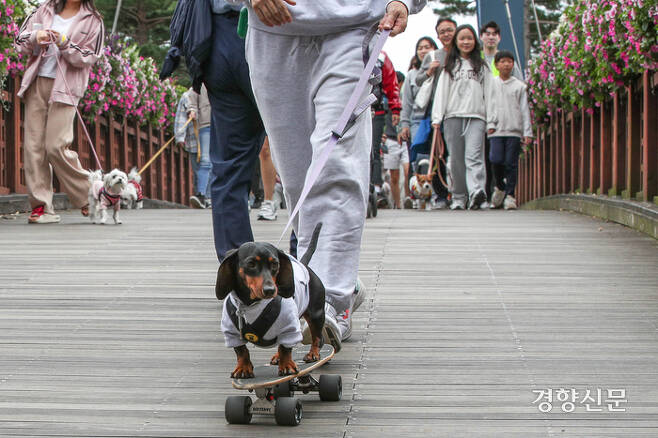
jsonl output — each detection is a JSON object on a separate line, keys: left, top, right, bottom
{"left": 1, "top": 208, "right": 657, "bottom": 437}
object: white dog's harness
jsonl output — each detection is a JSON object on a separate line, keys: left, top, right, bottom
{"left": 92, "top": 180, "right": 121, "bottom": 208}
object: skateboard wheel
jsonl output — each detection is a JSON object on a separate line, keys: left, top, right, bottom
{"left": 319, "top": 374, "right": 342, "bottom": 401}
{"left": 225, "top": 395, "right": 252, "bottom": 424}
{"left": 274, "top": 397, "right": 302, "bottom": 426}
{"left": 273, "top": 380, "right": 292, "bottom": 399}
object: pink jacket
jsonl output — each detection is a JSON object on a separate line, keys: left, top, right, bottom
{"left": 14, "top": 3, "right": 104, "bottom": 106}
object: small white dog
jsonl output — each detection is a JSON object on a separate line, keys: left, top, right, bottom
{"left": 88, "top": 169, "right": 127, "bottom": 224}
{"left": 121, "top": 167, "right": 144, "bottom": 209}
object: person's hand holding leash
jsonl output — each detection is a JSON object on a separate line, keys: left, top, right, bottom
{"left": 252, "top": 0, "right": 296, "bottom": 27}
{"left": 36, "top": 30, "right": 53, "bottom": 47}
{"left": 379, "top": 1, "right": 409, "bottom": 37}
{"left": 426, "top": 59, "right": 441, "bottom": 76}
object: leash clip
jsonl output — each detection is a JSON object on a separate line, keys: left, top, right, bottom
{"left": 332, "top": 94, "right": 378, "bottom": 139}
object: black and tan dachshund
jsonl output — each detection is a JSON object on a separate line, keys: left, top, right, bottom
{"left": 216, "top": 224, "right": 325, "bottom": 378}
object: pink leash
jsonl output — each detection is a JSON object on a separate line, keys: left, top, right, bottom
{"left": 277, "top": 28, "right": 390, "bottom": 244}
{"left": 44, "top": 32, "right": 103, "bottom": 170}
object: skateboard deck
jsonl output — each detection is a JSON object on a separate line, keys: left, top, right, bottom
{"left": 232, "top": 344, "right": 335, "bottom": 390}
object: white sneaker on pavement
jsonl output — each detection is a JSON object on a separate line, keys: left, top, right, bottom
{"left": 491, "top": 187, "right": 505, "bottom": 209}
{"left": 335, "top": 277, "right": 366, "bottom": 341}
{"left": 257, "top": 200, "right": 277, "bottom": 221}
{"left": 450, "top": 199, "right": 466, "bottom": 210}
{"left": 503, "top": 195, "right": 517, "bottom": 210}
{"left": 301, "top": 278, "right": 367, "bottom": 350}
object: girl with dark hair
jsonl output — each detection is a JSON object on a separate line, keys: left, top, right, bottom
{"left": 399, "top": 36, "right": 438, "bottom": 144}
{"left": 14, "top": 0, "right": 104, "bottom": 223}
{"left": 431, "top": 24, "right": 497, "bottom": 211}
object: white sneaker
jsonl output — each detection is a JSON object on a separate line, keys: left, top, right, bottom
{"left": 335, "top": 278, "right": 367, "bottom": 341}
{"left": 491, "top": 187, "right": 505, "bottom": 209}
{"left": 322, "top": 305, "right": 342, "bottom": 353}
{"left": 432, "top": 198, "right": 448, "bottom": 210}
{"left": 468, "top": 190, "right": 487, "bottom": 210}
{"left": 450, "top": 199, "right": 466, "bottom": 210}
{"left": 257, "top": 200, "right": 277, "bottom": 221}
{"left": 503, "top": 195, "right": 517, "bottom": 210}
{"left": 28, "top": 213, "right": 60, "bottom": 224}
{"left": 190, "top": 195, "right": 203, "bottom": 209}
{"left": 301, "top": 278, "right": 367, "bottom": 348}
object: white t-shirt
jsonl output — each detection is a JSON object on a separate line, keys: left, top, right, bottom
{"left": 38, "top": 14, "right": 75, "bottom": 79}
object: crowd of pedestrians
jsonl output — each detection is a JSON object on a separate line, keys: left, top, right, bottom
{"left": 372, "top": 18, "right": 533, "bottom": 211}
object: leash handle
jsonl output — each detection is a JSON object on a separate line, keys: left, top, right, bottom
{"left": 45, "top": 33, "right": 103, "bottom": 170}
{"left": 277, "top": 29, "right": 390, "bottom": 245}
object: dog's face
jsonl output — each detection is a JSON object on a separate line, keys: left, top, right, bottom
{"left": 216, "top": 242, "right": 295, "bottom": 303}
{"left": 410, "top": 174, "right": 433, "bottom": 199}
{"left": 104, "top": 169, "right": 128, "bottom": 194}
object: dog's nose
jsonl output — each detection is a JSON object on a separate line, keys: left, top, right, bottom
{"left": 263, "top": 285, "right": 277, "bottom": 297}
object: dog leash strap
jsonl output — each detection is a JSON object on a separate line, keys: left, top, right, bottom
{"left": 138, "top": 117, "right": 194, "bottom": 175}
{"left": 48, "top": 38, "right": 103, "bottom": 170}
{"left": 277, "top": 28, "right": 390, "bottom": 245}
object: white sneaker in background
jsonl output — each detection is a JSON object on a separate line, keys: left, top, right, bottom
{"left": 491, "top": 187, "right": 505, "bottom": 209}
{"left": 257, "top": 200, "right": 277, "bottom": 221}
{"left": 504, "top": 195, "right": 517, "bottom": 210}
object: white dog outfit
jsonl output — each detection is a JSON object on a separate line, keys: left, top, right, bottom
{"left": 221, "top": 256, "right": 310, "bottom": 349}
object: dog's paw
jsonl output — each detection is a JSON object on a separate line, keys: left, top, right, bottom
{"left": 115, "top": 220, "right": 122, "bottom": 225}
{"left": 231, "top": 361, "right": 254, "bottom": 379}
{"left": 270, "top": 352, "right": 279, "bottom": 365}
{"left": 278, "top": 358, "right": 298, "bottom": 376}
{"left": 303, "top": 348, "right": 321, "bottom": 363}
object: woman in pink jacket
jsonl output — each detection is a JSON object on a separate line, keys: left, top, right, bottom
{"left": 15, "top": 0, "right": 104, "bottom": 224}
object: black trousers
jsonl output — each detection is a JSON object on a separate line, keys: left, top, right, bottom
{"left": 204, "top": 13, "right": 265, "bottom": 261}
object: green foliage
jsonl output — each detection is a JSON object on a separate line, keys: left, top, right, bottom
{"left": 95, "top": 0, "right": 176, "bottom": 71}
{"left": 429, "top": 0, "right": 476, "bottom": 16}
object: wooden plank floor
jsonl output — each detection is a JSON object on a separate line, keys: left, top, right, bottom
{"left": 1, "top": 208, "right": 657, "bottom": 437}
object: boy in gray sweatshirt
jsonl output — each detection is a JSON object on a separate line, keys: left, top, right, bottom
{"left": 488, "top": 51, "right": 533, "bottom": 210}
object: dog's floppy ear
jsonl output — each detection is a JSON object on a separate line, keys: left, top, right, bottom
{"left": 215, "top": 249, "right": 239, "bottom": 300}
{"left": 275, "top": 250, "right": 295, "bottom": 298}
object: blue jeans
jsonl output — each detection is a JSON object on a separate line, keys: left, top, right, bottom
{"left": 204, "top": 13, "right": 264, "bottom": 261}
{"left": 189, "top": 126, "right": 211, "bottom": 198}
{"left": 489, "top": 136, "right": 521, "bottom": 196}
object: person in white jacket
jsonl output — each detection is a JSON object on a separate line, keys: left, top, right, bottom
{"left": 240, "top": 0, "right": 426, "bottom": 351}
{"left": 488, "top": 51, "right": 533, "bottom": 210}
{"left": 431, "top": 24, "right": 497, "bottom": 210}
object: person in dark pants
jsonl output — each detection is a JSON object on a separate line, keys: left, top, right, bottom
{"left": 204, "top": 4, "right": 265, "bottom": 261}
{"left": 161, "top": 0, "right": 264, "bottom": 261}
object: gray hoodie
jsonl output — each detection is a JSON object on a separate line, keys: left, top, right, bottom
{"left": 243, "top": 0, "right": 426, "bottom": 35}
{"left": 489, "top": 76, "right": 533, "bottom": 139}
{"left": 431, "top": 59, "right": 497, "bottom": 131}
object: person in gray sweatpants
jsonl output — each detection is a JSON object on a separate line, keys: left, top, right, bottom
{"left": 431, "top": 24, "right": 497, "bottom": 210}
{"left": 243, "top": 0, "right": 425, "bottom": 350}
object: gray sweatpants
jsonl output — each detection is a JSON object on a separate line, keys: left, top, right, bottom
{"left": 443, "top": 117, "right": 486, "bottom": 202}
{"left": 245, "top": 26, "right": 372, "bottom": 313}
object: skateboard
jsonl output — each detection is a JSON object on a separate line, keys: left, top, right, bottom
{"left": 225, "top": 344, "right": 341, "bottom": 426}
